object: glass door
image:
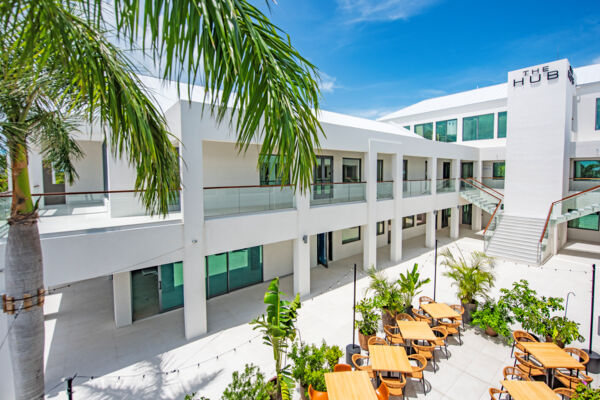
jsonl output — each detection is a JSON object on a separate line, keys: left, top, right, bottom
{"left": 462, "top": 204, "right": 472, "bottom": 225}
{"left": 314, "top": 156, "right": 333, "bottom": 199}
{"left": 442, "top": 161, "right": 451, "bottom": 189}
{"left": 461, "top": 162, "right": 473, "bottom": 179}
{"left": 131, "top": 267, "right": 160, "bottom": 321}
{"left": 441, "top": 208, "right": 450, "bottom": 228}
{"left": 159, "top": 262, "right": 184, "bottom": 312}
{"left": 317, "top": 233, "right": 327, "bottom": 267}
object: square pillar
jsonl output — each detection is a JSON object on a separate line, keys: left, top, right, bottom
{"left": 294, "top": 190, "right": 311, "bottom": 296}
{"left": 429, "top": 157, "right": 437, "bottom": 196}
{"left": 390, "top": 152, "right": 404, "bottom": 262}
{"left": 450, "top": 206, "right": 460, "bottom": 239}
{"left": 363, "top": 146, "right": 377, "bottom": 270}
{"left": 425, "top": 210, "right": 436, "bottom": 248}
{"left": 472, "top": 205, "right": 483, "bottom": 231}
{"left": 113, "top": 272, "right": 132, "bottom": 327}
{"left": 452, "top": 159, "right": 460, "bottom": 190}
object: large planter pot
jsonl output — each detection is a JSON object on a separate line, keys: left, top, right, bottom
{"left": 358, "top": 331, "right": 375, "bottom": 351}
{"left": 485, "top": 326, "right": 498, "bottom": 337}
{"left": 382, "top": 308, "right": 396, "bottom": 326}
{"left": 462, "top": 302, "right": 477, "bottom": 324}
{"left": 545, "top": 335, "right": 565, "bottom": 349}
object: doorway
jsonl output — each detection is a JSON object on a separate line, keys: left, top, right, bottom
{"left": 131, "top": 262, "right": 184, "bottom": 321}
{"left": 42, "top": 161, "right": 66, "bottom": 205}
{"left": 314, "top": 155, "right": 333, "bottom": 199}
{"left": 442, "top": 161, "right": 451, "bottom": 190}
{"left": 441, "top": 208, "right": 450, "bottom": 228}
{"left": 461, "top": 162, "right": 473, "bottom": 179}
{"left": 462, "top": 204, "right": 472, "bottom": 225}
{"left": 317, "top": 233, "right": 330, "bottom": 267}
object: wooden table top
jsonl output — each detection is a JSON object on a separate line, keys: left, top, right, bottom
{"left": 397, "top": 320, "right": 437, "bottom": 341}
{"left": 325, "top": 371, "right": 378, "bottom": 400}
{"left": 501, "top": 380, "right": 556, "bottom": 400}
{"left": 521, "top": 342, "right": 584, "bottom": 370}
{"left": 421, "top": 303, "right": 460, "bottom": 319}
{"left": 368, "top": 344, "right": 413, "bottom": 373}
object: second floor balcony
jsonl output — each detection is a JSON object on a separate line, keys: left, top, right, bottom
{"left": 436, "top": 178, "right": 456, "bottom": 193}
{"left": 310, "top": 182, "right": 366, "bottom": 206}
{"left": 482, "top": 177, "right": 505, "bottom": 190}
{"left": 204, "top": 185, "right": 295, "bottom": 217}
{"left": 403, "top": 179, "right": 431, "bottom": 198}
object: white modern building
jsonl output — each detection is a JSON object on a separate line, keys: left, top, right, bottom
{"left": 2, "top": 59, "right": 600, "bottom": 392}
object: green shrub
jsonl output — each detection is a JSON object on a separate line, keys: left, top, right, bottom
{"left": 221, "top": 364, "right": 275, "bottom": 400}
{"left": 470, "top": 299, "right": 513, "bottom": 342}
{"left": 355, "top": 297, "right": 380, "bottom": 336}
{"left": 545, "top": 316, "right": 584, "bottom": 346}
{"left": 573, "top": 383, "right": 600, "bottom": 399}
{"left": 289, "top": 341, "right": 343, "bottom": 394}
{"left": 440, "top": 249, "right": 495, "bottom": 304}
{"left": 397, "top": 263, "right": 430, "bottom": 309}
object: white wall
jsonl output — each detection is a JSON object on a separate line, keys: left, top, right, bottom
{"left": 567, "top": 227, "right": 600, "bottom": 243}
{"left": 573, "top": 82, "right": 600, "bottom": 141}
{"left": 67, "top": 140, "right": 104, "bottom": 194}
{"left": 263, "top": 240, "right": 293, "bottom": 280}
{"left": 404, "top": 156, "right": 427, "bottom": 180}
{"left": 203, "top": 141, "right": 261, "bottom": 187}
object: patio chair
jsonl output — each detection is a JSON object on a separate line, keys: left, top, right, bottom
{"left": 378, "top": 372, "right": 406, "bottom": 399}
{"left": 554, "top": 387, "right": 575, "bottom": 399}
{"left": 431, "top": 326, "right": 449, "bottom": 359}
{"left": 488, "top": 387, "right": 509, "bottom": 400}
{"left": 383, "top": 324, "right": 405, "bottom": 346}
{"left": 333, "top": 363, "right": 352, "bottom": 372}
{"left": 368, "top": 336, "right": 388, "bottom": 346}
{"left": 513, "top": 352, "right": 546, "bottom": 380}
{"left": 351, "top": 354, "right": 374, "bottom": 379}
{"left": 406, "top": 354, "right": 427, "bottom": 394}
{"left": 375, "top": 381, "right": 390, "bottom": 400}
{"left": 308, "top": 384, "right": 329, "bottom": 400}
{"left": 419, "top": 296, "right": 434, "bottom": 307}
{"left": 438, "top": 318, "right": 462, "bottom": 345}
{"left": 511, "top": 330, "right": 537, "bottom": 358}
{"left": 412, "top": 339, "right": 437, "bottom": 372}
{"left": 449, "top": 304, "right": 465, "bottom": 328}
{"left": 499, "top": 366, "right": 530, "bottom": 390}
{"left": 554, "top": 369, "right": 594, "bottom": 389}
{"left": 564, "top": 347, "right": 590, "bottom": 373}
{"left": 412, "top": 308, "right": 433, "bottom": 326}
{"left": 396, "top": 313, "right": 415, "bottom": 322}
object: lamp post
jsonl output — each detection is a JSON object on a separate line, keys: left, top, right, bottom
{"left": 433, "top": 239, "right": 438, "bottom": 301}
{"left": 587, "top": 264, "right": 600, "bottom": 373}
{"left": 346, "top": 263, "right": 361, "bottom": 365}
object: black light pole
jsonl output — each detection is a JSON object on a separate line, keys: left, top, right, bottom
{"left": 346, "top": 263, "right": 361, "bottom": 364}
{"left": 433, "top": 239, "right": 438, "bottom": 301}
{"left": 588, "top": 264, "right": 600, "bottom": 373}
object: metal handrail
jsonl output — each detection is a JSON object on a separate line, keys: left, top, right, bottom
{"left": 0, "top": 188, "right": 181, "bottom": 198}
{"left": 458, "top": 178, "right": 503, "bottom": 201}
{"left": 462, "top": 177, "right": 504, "bottom": 198}
{"left": 483, "top": 199, "right": 503, "bottom": 235}
{"left": 539, "top": 183, "right": 600, "bottom": 243}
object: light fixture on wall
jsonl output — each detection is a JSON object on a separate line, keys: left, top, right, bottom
{"left": 302, "top": 235, "right": 308, "bottom": 244}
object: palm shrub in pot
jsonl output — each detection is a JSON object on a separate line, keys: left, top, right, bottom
{"left": 397, "top": 263, "right": 431, "bottom": 314}
{"left": 470, "top": 299, "right": 513, "bottom": 342}
{"left": 355, "top": 297, "right": 380, "bottom": 350}
{"left": 440, "top": 248, "right": 495, "bottom": 323}
{"left": 289, "top": 341, "right": 343, "bottom": 400}
{"left": 367, "top": 267, "right": 403, "bottom": 326}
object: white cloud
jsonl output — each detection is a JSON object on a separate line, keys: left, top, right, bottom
{"left": 337, "top": 0, "right": 441, "bottom": 23}
{"left": 593, "top": 55, "right": 600, "bottom": 65}
{"left": 319, "top": 72, "right": 338, "bottom": 93}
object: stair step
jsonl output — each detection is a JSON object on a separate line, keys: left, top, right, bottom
{"left": 486, "top": 246, "right": 539, "bottom": 261}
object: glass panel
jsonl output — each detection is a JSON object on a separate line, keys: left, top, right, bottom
{"left": 260, "top": 155, "right": 283, "bottom": 185}
{"left": 403, "top": 160, "right": 407, "bottom": 181}
{"left": 377, "top": 181, "right": 393, "bottom": 200}
{"left": 596, "top": 99, "right": 600, "bottom": 131}
{"left": 342, "top": 227, "right": 360, "bottom": 244}
{"left": 463, "top": 117, "right": 476, "bottom": 141}
{"left": 462, "top": 204, "right": 472, "bottom": 224}
{"left": 311, "top": 183, "right": 366, "bottom": 206}
{"left": 461, "top": 162, "right": 473, "bottom": 178}
{"left": 376, "top": 221, "right": 385, "bottom": 235}
{"left": 493, "top": 162, "right": 505, "bottom": 178}
{"left": 160, "top": 262, "right": 184, "bottom": 311}
{"left": 436, "top": 179, "right": 455, "bottom": 193}
{"left": 436, "top": 119, "right": 457, "bottom": 142}
{"left": 414, "top": 123, "right": 433, "bottom": 140}
{"left": 574, "top": 160, "right": 600, "bottom": 178}
{"left": 498, "top": 111, "right": 507, "bottom": 138}
{"left": 204, "top": 186, "right": 294, "bottom": 217}
{"left": 446, "top": 119, "right": 457, "bottom": 142}
{"left": 403, "top": 125, "right": 410, "bottom": 130}
{"left": 402, "top": 180, "right": 431, "bottom": 197}
{"left": 568, "top": 212, "right": 600, "bottom": 230}
{"left": 403, "top": 216, "right": 414, "bottom": 229}
{"left": 435, "top": 120, "right": 446, "bottom": 142}
{"left": 416, "top": 213, "right": 426, "bottom": 226}
{"left": 228, "top": 247, "right": 263, "bottom": 291}
{"left": 131, "top": 267, "right": 159, "bottom": 321}
{"left": 377, "top": 160, "right": 384, "bottom": 181}
{"left": 343, "top": 158, "right": 361, "bottom": 182}
{"left": 206, "top": 253, "right": 228, "bottom": 298}
{"left": 478, "top": 113, "right": 494, "bottom": 140}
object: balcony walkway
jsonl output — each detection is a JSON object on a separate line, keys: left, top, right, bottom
{"left": 38, "top": 231, "right": 600, "bottom": 399}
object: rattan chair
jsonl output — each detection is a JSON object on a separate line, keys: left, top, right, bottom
{"left": 438, "top": 318, "right": 462, "bottom": 345}
{"left": 554, "top": 369, "right": 594, "bottom": 389}
{"left": 375, "top": 381, "right": 390, "bottom": 400}
{"left": 412, "top": 339, "right": 437, "bottom": 372}
{"left": 406, "top": 354, "right": 427, "bottom": 394}
{"left": 511, "top": 330, "right": 537, "bottom": 357}
{"left": 412, "top": 308, "right": 433, "bottom": 326}
{"left": 333, "top": 363, "right": 352, "bottom": 372}
{"left": 383, "top": 324, "right": 405, "bottom": 346}
{"left": 419, "top": 296, "right": 434, "bottom": 307}
{"left": 488, "top": 387, "right": 509, "bottom": 400}
{"left": 500, "top": 366, "right": 530, "bottom": 390}
{"left": 368, "top": 336, "right": 388, "bottom": 346}
{"left": 554, "top": 387, "right": 575, "bottom": 399}
{"left": 564, "top": 347, "right": 590, "bottom": 373}
{"left": 308, "top": 384, "right": 329, "bottom": 400}
{"left": 396, "top": 313, "right": 415, "bottom": 322}
{"left": 514, "top": 352, "right": 546, "bottom": 379}
{"left": 449, "top": 304, "right": 465, "bottom": 328}
{"left": 378, "top": 372, "right": 406, "bottom": 399}
{"left": 431, "top": 326, "right": 449, "bottom": 359}
{"left": 351, "top": 354, "right": 374, "bottom": 379}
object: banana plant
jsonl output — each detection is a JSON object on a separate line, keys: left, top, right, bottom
{"left": 251, "top": 278, "right": 301, "bottom": 400}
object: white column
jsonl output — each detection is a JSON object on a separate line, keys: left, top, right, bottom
{"left": 452, "top": 159, "right": 460, "bottom": 188}
{"left": 293, "top": 190, "right": 310, "bottom": 296}
{"left": 450, "top": 205, "right": 460, "bottom": 239}
{"left": 429, "top": 157, "right": 437, "bottom": 196}
{"left": 425, "top": 210, "right": 436, "bottom": 248}
{"left": 181, "top": 107, "right": 207, "bottom": 339}
{"left": 113, "top": 272, "right": 132, "bottom": 327}
{"left": 363, "top": 146, "right": 377, "bottom": 270}
{"left": 390, "top": 153, "right": 404, "bottom": 262}
{"left": 472, "top": 206, "right": 483, "bottom": 231}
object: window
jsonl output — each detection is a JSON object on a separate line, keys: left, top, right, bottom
{"left": 414, "top": 123, "right": 433, "bottom": 140}
{"left": 403, "top": 160, "right": 408, "bottom": 181}
{"left": 498, "top": 111, "right": 507, "bottom": 138}
{"left": 568, "top": 210, "right": 600, "bottom": 231}
{"left": 342, "top": 227, "right": 361, "bottom": 244}
{"left": 377, "top": 160, "right": 384, "bottom": 181}
{"left": 435, "top": 119, "right": 457, "bottom": 142}
{"left": 206, "top": 246, "right": 263, "bottom": 298}
{"left": 416, "top": 213, "right": 426, "bottom": 226}
{"left": 463, "top": 113, "right": 494, "bottom": 141}
{"left": 403, "top": 125, "right": 410, "bottom": 130}
{"left": 377, "top": 221, "right": 385, "bottom": 235}
{"left": 574, "top": 160, "right": 600, "bottom": 179}
{"left": 596, "top": 99, "right": 600, "bottom": 131}
{"left": 493, "top": 162, "right": 505, "bottom": 178}
{"left": 343, "top": 158, "right": 361, "bottom": 182}
{"left": 260, "top": 155, "right": 284, "bottom": 185}
{"left": 403, "top": 216, "right": 414, "bottom": 229}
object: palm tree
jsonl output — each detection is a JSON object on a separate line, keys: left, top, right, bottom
{"left": 440, "top": 248, "right": 495, "bottom": 305}
{"left": 0, "top": 1, "right": 322, "bottom": 398}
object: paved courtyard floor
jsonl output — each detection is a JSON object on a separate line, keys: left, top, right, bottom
{"left": 42, "top": 229, "right": 600, "bottom": 399}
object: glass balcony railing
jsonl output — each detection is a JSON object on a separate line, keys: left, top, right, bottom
{"left": 377, "top": 181, "right": 393, "bottom": 200}
{"left": 204, "top": 185, "right": 295, "bottom": 217}
{"left": 436, "top": 179, "right": 456, "bottom": 193}
{"left": 310, "top": 182, "right": 366, "bottom": 206}
{"left": 403, "top": 180, "right": 431, "bottom": 198}
{"left": 482, "top": 177, "right": 505, "bottom": 190}
{"left": 569, "top": 178, "right": 600, "bottom": 192}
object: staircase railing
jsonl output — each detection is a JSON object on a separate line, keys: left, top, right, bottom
{"left": 459, "top": 178, "right": 504, "bottom": 251}
{"left": 538, "top": 183, "right": 600, "bottom": 264}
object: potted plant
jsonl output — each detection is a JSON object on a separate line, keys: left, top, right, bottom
{"left": 397, "top": 263, "right": 431, "bottom": 314}
{"left": 440, "top": 248, "right": 495, "bottom": 323}
{"left": 251, "top": 278, "right": 301, "bottom": 400}
{"left": 573, "top": 383, "right": 600, "bottom": 399}
{"left": 289, "top": 341, "right": 343, "bottom": 400}
{"left": 544, "top": 316, "right": 584, "bottom": 348}
{"left": 367, "top": 267, "right": 403, "bottom": 326}
{"left": 470, "top": 299, "right": 513, "bottom": 342}
{"left": 221, "top": 364, "right": 276, "bottom": 400}
{"left": 355, "top": 297, "right": 380, "bottom": 350}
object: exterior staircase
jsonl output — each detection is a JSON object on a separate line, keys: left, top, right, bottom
{"left": 485, "top": 215, "right": 546, "bottom": 264}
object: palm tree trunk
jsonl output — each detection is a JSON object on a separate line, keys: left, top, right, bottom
{"left": 5, "top": 143, "right": 45, "bottom": 399}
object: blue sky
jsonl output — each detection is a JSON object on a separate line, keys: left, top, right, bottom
{"left": 255, "top": 0, "right": 600, "bottom": 119}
